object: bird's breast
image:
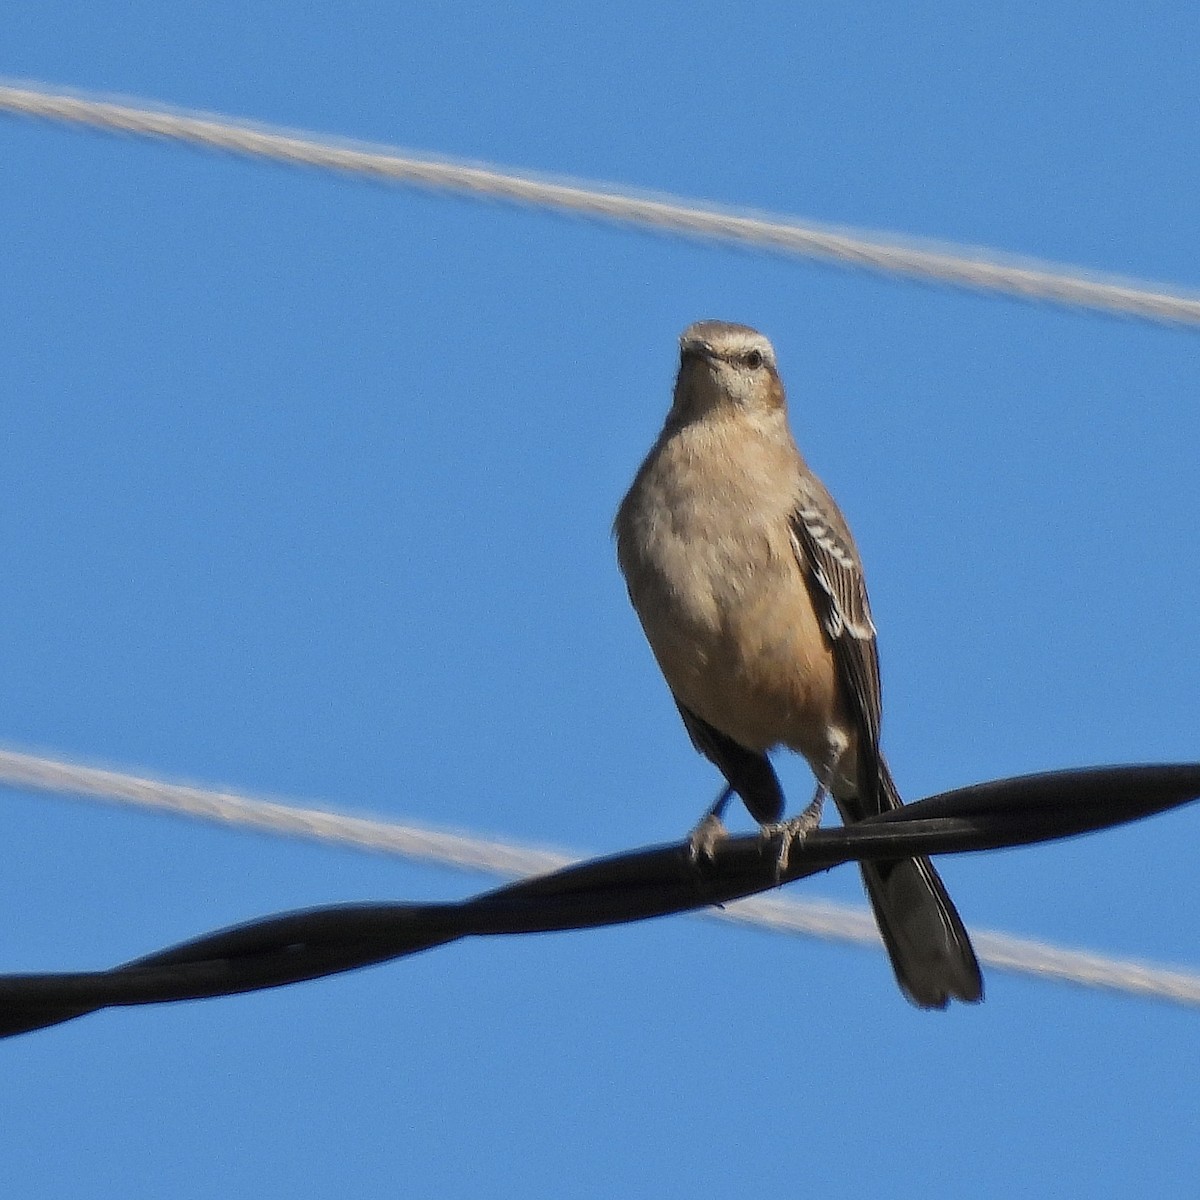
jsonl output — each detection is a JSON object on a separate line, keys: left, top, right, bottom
{"left": 616, "top": 425, "right": 844, "bottom": 756}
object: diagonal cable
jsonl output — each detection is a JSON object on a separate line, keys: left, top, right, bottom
{"left": 3, "top": 80, "right": 1200, "bottom": 327}
{"left": 2, "top": 746, "right": 1198, "bottom": 1008}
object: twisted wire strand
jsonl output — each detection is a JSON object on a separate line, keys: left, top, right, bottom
{"left": 3, "top": 747, "right": 1197, "bottom": 1007}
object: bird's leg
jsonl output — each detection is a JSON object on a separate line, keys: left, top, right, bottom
{"left": 763, "top": 783, "right": 827, "bottom": 881}
{"left": 687, "top": 784, "right": 735, "bottom": 862}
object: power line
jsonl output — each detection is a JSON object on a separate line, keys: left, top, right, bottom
{"left": 3, "top": 79, "right": 1200, "bottom": 328}
{"left": 3, "top": 747, "right": 1197, "bottom": 1008}
{"left": 0, "top": 748, "right": 565, "bottom": 878}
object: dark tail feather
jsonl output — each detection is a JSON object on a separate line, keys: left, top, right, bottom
{"left": 848, "top": 759, "right": 983, "bottom": 1008}
{"left": 860, "top": 855, "right": 983, "bottom": 1008}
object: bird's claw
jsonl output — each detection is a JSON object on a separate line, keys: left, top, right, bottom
{"left": 687, "top": 812, "right": 730, "bottom": 864}
{"left": 762, "top": 791, "right": 826, "bottom": 882}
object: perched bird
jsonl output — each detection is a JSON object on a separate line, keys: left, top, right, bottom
{"left": 614, "top": 320, "right": 982, "bottom": 1008}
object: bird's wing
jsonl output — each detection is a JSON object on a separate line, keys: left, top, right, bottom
{"left": 793, "top": 478, "right": 982, "bottom": 1005}
{"left": 790, "top": 472, "right": 891, "bottom": 815}
{"left": 673, "top": 697, "right": 785, "bottom": 825}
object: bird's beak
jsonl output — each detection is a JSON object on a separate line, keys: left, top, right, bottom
{"left": 679, "top": 338, "right": 717, "bottom": 364}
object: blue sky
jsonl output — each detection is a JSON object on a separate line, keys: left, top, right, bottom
{"left": 3, "top": 3, "right": 1199, "bottom": 1196}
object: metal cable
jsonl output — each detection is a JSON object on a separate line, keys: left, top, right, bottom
{"left": 3, "top": 746, "right": 1197, "bottom": 1008}
{"left": 3, "top": 80, "right": 1200, "bottom": 326}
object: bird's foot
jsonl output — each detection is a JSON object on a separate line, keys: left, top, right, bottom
{"left": 762, "top": 788, "right": 826, "bottom": 882}
{"left": 687, "top": 811, "right": 730, "bottom": 865}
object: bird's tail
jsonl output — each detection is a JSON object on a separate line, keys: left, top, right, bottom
{"left": 852, "top": 760, "right": 984, "bottom": 1008}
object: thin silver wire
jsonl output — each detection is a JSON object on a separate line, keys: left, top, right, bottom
{"left": 4, "top": 80, "right": 1200, "bottom": 326}
{"left": 3, "top": 747, "right": 1197, "bottom": 1008}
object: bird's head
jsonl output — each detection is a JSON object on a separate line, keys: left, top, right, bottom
{"left": 670, "top": 320, "right": 786, "bottom": 424}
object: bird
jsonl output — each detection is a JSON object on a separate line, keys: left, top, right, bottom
{"left": 614, "top": 320, "right": 982, "bottom": 1008}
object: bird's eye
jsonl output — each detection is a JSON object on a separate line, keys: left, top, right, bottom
{"left": 743, "top": 350, "right": 764, "bottom": 369}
